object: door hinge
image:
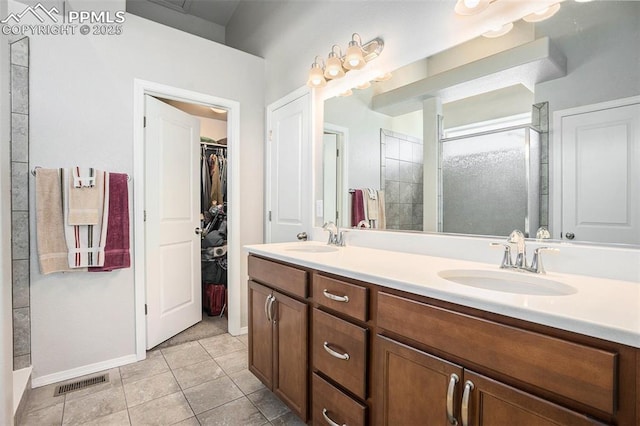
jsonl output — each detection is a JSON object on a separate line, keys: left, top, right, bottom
{"left": 268, "top": 130, "right": 273, "bottom": 142}
{"left": 268, "top": 211, "right": 272, "bottom": 222}
{"left": 144, "top": 210, "right": 147, "bottom": 222}
{"left": 143, "top": 116, "right": 146, "bottom": 128}
{"left": 144, "top": 304, "right": 148, "bottom": 315}
{"left": 336, "top": 148, "right": 340, "bottom": 157}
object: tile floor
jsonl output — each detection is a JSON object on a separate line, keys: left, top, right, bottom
{"left": 18, "top": 332, "right": 306, "bottom": 425}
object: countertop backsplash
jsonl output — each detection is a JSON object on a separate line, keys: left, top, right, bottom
{"left": 308, "top": 227, "right": 640, "bottom": 283}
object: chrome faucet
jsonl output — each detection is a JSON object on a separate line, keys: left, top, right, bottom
{"left": 508, "top": 229, "right": 527, "bottom": 269}
{"left": 490, "top": 229, "right": 558, "bottom": 274}
{"left": 323, "top": 222, "right": 346, "bottom": 247}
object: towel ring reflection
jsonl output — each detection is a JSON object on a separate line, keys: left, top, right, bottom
{"left": 31, "top": 166, "right": 131, "bottom": 182}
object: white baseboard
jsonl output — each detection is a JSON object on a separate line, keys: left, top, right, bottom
{"left": 31, "top": 354, "right": 138, "bottom": 388}
{"left": 13, "top": 367, "right": 32, "bottom": 414}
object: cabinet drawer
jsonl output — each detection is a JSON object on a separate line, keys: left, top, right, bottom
{"left": 377, "top": 292, "right": 618, "bottom": 415}
{"left": 248, "top": 255, "right": 308, "bottom": 298}
{"left": 313, "top": 308, "right": 367, "bottom": 399}
{"left": 313, "top": 274, "right": 368, "bottom": 322}
{"left": 312, "top": 373, "right": 366, "bottom": 426}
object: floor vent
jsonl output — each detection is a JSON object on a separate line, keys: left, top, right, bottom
{"left": 53, "top": 374, "right": 109, "bottom": 397}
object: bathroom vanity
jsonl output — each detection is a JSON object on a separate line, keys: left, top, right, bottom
{"left": 245, "top": 242, "right": 639, "bottom": 426}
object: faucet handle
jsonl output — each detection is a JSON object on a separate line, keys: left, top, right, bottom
{"left": 335, "top": 230, "right": 348, "bottom": 247}
{"left": 490, "top": 242, "right": 513, "bottom": 269}
{"left": 530, "top": 246, "right": 559, "bottom": 274}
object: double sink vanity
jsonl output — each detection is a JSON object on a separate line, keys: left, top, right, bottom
{"left": 245, "top": 240, "right": 639, "bottom": 425}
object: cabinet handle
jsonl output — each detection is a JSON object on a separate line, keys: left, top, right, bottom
{"left": 322, "top": 408, "right": 346, "bottom": 426}
{"left": 446, "top": 373, "right": 459, "bottom": 425}
{"left": 323, "top": 341, "right": 350, "bottom": 360}
{"left": 268, "top": 295, "right": 276, "bottom": 323}
{"left": 323, "top": 289, "right": 349, "bottom": 303}
{"left": 264, "top": 294, "right": 272, "bottom": 322}
{"left": 461, "top": 380, "right": 474, "bottom": 426}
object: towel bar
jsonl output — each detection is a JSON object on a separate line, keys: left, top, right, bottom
{"left": 31, "top": 167, "right": 131, "bottom": 181}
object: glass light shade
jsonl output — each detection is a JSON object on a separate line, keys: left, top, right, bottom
{"left": 454, "top": 0, "right": 490, "bottom": 15}
{"left": 355, "top": 81, "right": 371, "bottom": 90}
{"left": 343, "top": 41, "right": 365, "bottom": 70}
{"left": 482, "top": 22, "right": 514, "bottom": 38}
{"left": 324, "top": 53, "right": 345, "bottom": 79}
{"left": 307, "top": 64, "right": 326, "bottom": 88}
{"left": 523, "top": 3, "right": 561, "bottom": 22}
{"left": 373, "top": 71, "right": 392, "bottom": 82}
{"left": 338, "top": 89, "right": 353, "bottom": 97}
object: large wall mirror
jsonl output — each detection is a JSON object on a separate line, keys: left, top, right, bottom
{"left": 322, "top": 0, "right": 639, "bottom": 246}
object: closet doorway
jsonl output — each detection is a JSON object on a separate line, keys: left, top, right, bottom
{"left": 133, "top": 80, "right": 241, "bottom": 359}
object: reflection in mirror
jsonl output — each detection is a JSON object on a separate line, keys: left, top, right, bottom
{"left": 322, "top": 0, "right": 640, "bottom": 245}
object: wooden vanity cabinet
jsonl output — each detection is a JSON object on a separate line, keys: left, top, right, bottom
{"left": 311, "top": 273, "right": 370, "bottom": 426}
{"left": 248, "top": 256, "right": 309, "bottom": 421}
{"left": 375, "top": 291, "right": 628, "bottom": 426}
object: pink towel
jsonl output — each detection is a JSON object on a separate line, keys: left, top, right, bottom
{"left": 90, "top": 173, "right": 131, "bottom": 272}
{"left": 351, "top": 189, "right": 365, "bottom": 227}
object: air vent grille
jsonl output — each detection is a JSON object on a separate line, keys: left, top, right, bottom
{"left": 53, "top": 374, "right": 109, "bottom": 397}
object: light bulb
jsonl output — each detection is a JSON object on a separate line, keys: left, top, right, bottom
{"left": 464, "top": 0, "right": 480, "bottom": 8}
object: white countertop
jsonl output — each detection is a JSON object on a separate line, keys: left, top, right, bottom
{"left": 245, "top": 241, "right": 640, "bottom": 348}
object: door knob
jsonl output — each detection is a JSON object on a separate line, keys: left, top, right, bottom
{"left": 565, "top": 232, "right": 575, "bottom": 240}
{"left": 194, "top": 227, "right": 203, "bottom": 235}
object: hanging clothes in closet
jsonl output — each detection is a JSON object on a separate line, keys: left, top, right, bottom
{"left": 200, "top": 140, "right": 227, "bottom": 214}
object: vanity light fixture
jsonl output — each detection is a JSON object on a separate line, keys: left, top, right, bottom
{"left": 355, "top": 81, "right": 371, "bottom": 90}
{"left": 306, "top": 33, "right": 384, "bottom": 88}
{"left": 338, "top": 89, "right": 353, "bottom": 97}
{"left": 373, "top": 71, "right": 393, "bottom": 82}
{"left": 306, "top": 56, "right": 327, "bottom": 88}
{"left": 344, "top": 33, "right": 367, "bottom": 70}
{"left": 482, "top": 22, "right": 514, "bottom": 38}
{"left": 522, "top": 3, "right": 561, "bottom": 23}
{"left": 324, "top": 45, "right": 345, "bottom": 79}
{"left": 454, "top": 0, "right": 491, "bottom": 16}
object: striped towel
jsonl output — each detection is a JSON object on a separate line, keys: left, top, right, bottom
{"left": 62, "top": 168, "right": 110, "bottom": 268}
{"left": 73, "top": 167, "right": 96, "bottom": 188}
{"left": 68, "top": 166, "right": 101, "bottom": 225}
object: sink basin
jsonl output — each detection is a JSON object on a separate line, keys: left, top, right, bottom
{"left": 285, "top": 245, "right": 339, "bottom": 253}
{"left": 438, "top": 269, "right": 577, "bottom": 296}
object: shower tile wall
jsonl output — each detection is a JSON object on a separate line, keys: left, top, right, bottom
{"left": 380, "top": 129, "right": 423, "bottom": 231}
{"left": 10, "top": 37, "right": 30, "bottom": 370}
{"left": 533, "top": 102, "right": 549, "bottom": 228}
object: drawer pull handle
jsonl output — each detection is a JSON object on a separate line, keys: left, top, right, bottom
{"left": 323, "top": 289, "right": 349, "bottom": 303}
{"left": 264, "top": 294, "right": 272, "bottom": 322}
{"left": 322, "top": 408, "right": 346, "bottom": 426}
{"left": 446, "top": 373, "right": 459, "bottom": 425}
{"left": 461, "top": 380, "right": 474, "bottom": 426}
{"left": 268, "top": 295, "right": 276, "bottom": 323}
{"left": 323, "top": 342, "right": 350, "bottom": 360}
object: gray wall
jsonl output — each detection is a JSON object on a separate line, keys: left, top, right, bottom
{"left": 535, "top": 1, "right": 640, "bottom": 112}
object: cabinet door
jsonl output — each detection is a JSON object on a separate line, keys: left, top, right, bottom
{"left": 375, "top": 335, "right": 463, "bottom": 426}
{"left": 248, "top": 281, "right": 274, "bottom": 388}
{"left": 273, "top": 290, "right": 309, "bottom": 420}
{"left": 463, "top": 370, "right": 607, "bottom": 426}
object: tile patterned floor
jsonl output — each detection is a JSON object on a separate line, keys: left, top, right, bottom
{"left": 18, "top": 333, "right": 306, "bottom": 426}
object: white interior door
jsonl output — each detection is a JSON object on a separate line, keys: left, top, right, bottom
{"left": 145, "top": 95, "right": 202, "bottom": 349}
{"left": 267, "top": 93, "right": 311, "bottom": 242}
{"left": 561, "top": 102, "right": 640, "bottom": 244}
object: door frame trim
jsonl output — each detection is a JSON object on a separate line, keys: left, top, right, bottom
{"left": 550, "top": 95, "right": 640, "bottom": 240}
{"left": 323, "top": 123, "right": 349, "bottom": 228}
{"left": 133, "top": 79, "right": 242, "bottom": 360}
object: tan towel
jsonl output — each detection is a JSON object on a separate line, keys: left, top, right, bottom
{"left": 67, "top": 167, "right": 100, "bottom": 225}
{"left": 35, "top": 168, "right": 73, "bottom": 274}
{"left": 378, "top": 190, "right": 386, "bottom": 230}
{"left": 63, "top": 168, "right": 110, "bottom": 268}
